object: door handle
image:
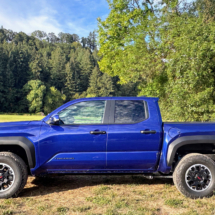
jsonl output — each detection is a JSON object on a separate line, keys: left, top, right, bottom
{"left": 90, "top": 131, "right": 106, "bottom": 135}
{"left": 141, "top": 130, "right": 156, "bottom": 134}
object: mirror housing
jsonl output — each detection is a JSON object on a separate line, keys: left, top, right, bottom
{"left": 49, "top": 115, "right": 60, "bottom": 125}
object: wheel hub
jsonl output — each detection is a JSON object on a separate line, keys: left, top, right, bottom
{"left": 0, "top": 163, "right": 15, "bottom": 192}
{"left": 185, "top": 164, "right": 212, "bottom": 192}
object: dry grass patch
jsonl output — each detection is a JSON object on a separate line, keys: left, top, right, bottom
{"left": 0, "top": 175, "right": 214, "bottom": 214}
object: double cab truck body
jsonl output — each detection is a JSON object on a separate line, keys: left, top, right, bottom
{"left": 0, "top": 97, "right": 215, "bottom": 198}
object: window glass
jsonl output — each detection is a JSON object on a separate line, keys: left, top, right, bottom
{"left": 59, "top": 100, "right": 106, "bottom": 124}
{"left": 114, "top": 100, "right": 146, "bottom": 123}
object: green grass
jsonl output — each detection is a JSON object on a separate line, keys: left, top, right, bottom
{"left": 165, "top": 199, "right": 184, "bottom": 208}
{"left": 72, "top": 206, "right": 91, "bottom": 212}
{"left": 86, "top": 196, "right": 112, "bottom": 206}
{"left": 56, "top": 207, "right": 69, "bottom": 213}
{"left": 0, "top": 114, "right": 44, "bottom": 122}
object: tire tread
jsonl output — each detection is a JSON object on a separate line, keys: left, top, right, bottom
{"left": 173, "top": 153, "right": 215, "bottom": 199}
{"left": 0, "top": 152, "right": 28, "bottom": 198}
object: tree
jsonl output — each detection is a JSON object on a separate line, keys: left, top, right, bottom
{"left": 24, "top": 80, "right": 46, "bottom": 113}
{"left": 98, "top": 0, "right": 215, "bottom": 121}
{"left": 47, "top": 32, "right": 59, "bottom": 43}
{"left": 44, "top": 86, "right": 66, "bottom": 114}
{"left": 87, "top": 31, "right": 97, "bottom": 50}
{"left": 0, "top": 46, "right": 7, "bottom": 110}
{"left": 64, "top": 50, "right": 83, "bottom": 100}
{"left": 87, "top": 66, "right": 113, "bottom": 97}
{"left": 29, "top": 53, "right": 43, "bottom": 80}
{"left": 64, "top": 61, "right": 76, "bottom": 101}
{"left": 72, "top": 34, "right": 80, "bottom": 42}
{"left": 31, "top": 30, "right": 47, "bottom": 40}
{"left": 0, "top": 26, "right": 139, "bottom": 114}
{"left": 58, "top": 32, "right": 74, "bottom": 44}
{"left": 81, "top": 37, "right": 87, "bottom": 48}
{"left": 49, "top": 47, "right": 66, "bottom": 91}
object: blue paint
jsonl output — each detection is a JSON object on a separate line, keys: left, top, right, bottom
{"left": 0, "top": 96, "right": 214, "bottom": 176}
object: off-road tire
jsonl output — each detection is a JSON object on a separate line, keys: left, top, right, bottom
{"left": 0, "top": 152, "right": 28, "bottom": 199}
{"left": 173, "top": 153, "right": 215, "bottom": 199}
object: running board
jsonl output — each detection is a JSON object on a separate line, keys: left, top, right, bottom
{"left": 142, "top": 175, "right": 173, "bottom": 179}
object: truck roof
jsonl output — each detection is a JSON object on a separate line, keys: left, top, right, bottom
{"left": 73, "top": 96, "right": 159, "bottom": 101}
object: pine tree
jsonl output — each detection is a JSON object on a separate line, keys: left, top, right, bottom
{"left": 65, "top": 62, "right": 76, "bottom": 101}
{"left": 30, "top": 53, "right": 43, "bottom": 80}
{"left": 86, "top": 66, "right": 101, "bottom": 97}
{"left": 87, "top": 66, "right": 113, "bottom": 97}
{"left": 49, "top": 47, "right": 66, "bottom": 92}
{"left": 87, "top": 31, "right": 97, "bottom": 50}
{"left": 0, "top": 46, "right": 6, "bottom": 110}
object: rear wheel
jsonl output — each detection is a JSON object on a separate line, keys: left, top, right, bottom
{"left": 173, "top": 153, "right": 215, "bottom": 199}
{"left": 0, "top": 152, "right": 28, "bottom": 199}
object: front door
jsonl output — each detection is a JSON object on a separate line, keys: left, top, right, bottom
{"left": 106, "top": 99, "right": 162, "bottom": 171}
{"left": 38, "top": 100, "right": 108, "bottom": 172}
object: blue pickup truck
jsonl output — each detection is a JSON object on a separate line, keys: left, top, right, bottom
{"left": 0, "top": 97, "right": 215, "bottom": 199}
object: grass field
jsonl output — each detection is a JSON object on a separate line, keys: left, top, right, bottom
{"left": 0, "top": 114, "right": 44, "bottom": 122}
{"left": 0, "top": 176, "right": 215, "bottom": 215}
{"left": 0, "top": 116, "right": 214, "bottom": 215}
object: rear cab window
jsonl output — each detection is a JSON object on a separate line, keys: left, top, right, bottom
{"left": 114, "top": 100, "right": 147, "bottom": 124}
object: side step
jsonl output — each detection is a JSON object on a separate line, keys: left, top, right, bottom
{"left": 142, "top": 175, "right": 173, "bottom": 179}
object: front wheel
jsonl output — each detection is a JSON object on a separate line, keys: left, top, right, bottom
{"left": 0, "top": 152, "right": 28, "bottom": 199}
{"left": 173, "top": 153, "right": 215, "bottom": 199}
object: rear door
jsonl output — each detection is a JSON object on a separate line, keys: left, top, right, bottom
{"left": 106, "top": 99, "right": 162, "bottom": 171}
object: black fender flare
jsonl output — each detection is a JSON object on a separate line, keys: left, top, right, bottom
{"left": 167, "top": 135, "right": 215, "bottom": 166}
{"left": 0, "top": 136, "right": 36, "bottom": 168}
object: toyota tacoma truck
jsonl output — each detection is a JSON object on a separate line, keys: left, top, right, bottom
{"left": 0, "top": 97, "right": 215, "bottom": 199}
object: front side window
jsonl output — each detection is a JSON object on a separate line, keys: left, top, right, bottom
{"left": 114, "top": 100, "right": 146, "bottom": 123}
{"left": 59, "top": 100, "right": 106, "bottom": 125}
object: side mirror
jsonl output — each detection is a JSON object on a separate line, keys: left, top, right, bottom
{"left": 49, "top": 115, "right": 60, "bottom": 125}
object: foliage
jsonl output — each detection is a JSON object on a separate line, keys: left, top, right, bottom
{"left": 98, "top": 0, "right": 215, "bottom": 121}
{"left": 86, "top": 66, "right": 114, "bottom": 97}
{"left": 24, "top": 80, "right": 46, "bottom": 113}
{"left": 0, "top": 27, "right": 135, "bottom": 114}
{"left": 44, "top": 87, "right": 66, "bottom": 114}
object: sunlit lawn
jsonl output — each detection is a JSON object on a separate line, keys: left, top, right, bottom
{"left": 0, "top": 114, "right": 44, "bottom": 122}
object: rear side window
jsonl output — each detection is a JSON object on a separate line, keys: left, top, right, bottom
{"left": 114, "top": 100, "right": 146, "bottom": 123}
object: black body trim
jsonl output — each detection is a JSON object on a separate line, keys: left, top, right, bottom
{"left": 103, "top": 100, "right": 111, "bottom": 124}
{"left": 109, "top": 100, "right": 115, "bottom": 123}
{"left": 167, "top": 135, "right": 215, "bottom": 166}
{"left": 0, "top": 136, "right": 36, "bottom": 168}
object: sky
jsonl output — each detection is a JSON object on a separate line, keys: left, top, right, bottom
{"left": 0, "top": 0, "right": 110, "bottom": 37}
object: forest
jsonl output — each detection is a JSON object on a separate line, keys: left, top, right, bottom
{"left": 0, "top": 28, "right": 138, "bottom": 115}
{"left": 1, "top": 0, "right": 215, "bottom": 122}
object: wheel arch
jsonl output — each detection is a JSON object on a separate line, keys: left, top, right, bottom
{"left": 167, "top": 135, "right": 215, "bottom": 166}
{"left": 0, "top": 137, "right": 36, "bottom": 168}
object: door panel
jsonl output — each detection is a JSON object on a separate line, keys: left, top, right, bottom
{"left": 106, "top": 100, "right": 162, "bottom": 171}
{"left": 39, "top": 124, "right": 108, "bottom": 171}
{"left": 46, "top": 152, "right": 106, "bottom": 171}
{"left": 107, "top": 152, "right": 159, "bottom": 170}
{"left": 107, "top": 123, "right": 161, "bottom": 170}
{"left": 38, "top": 100, "right": 109, "bottom": 172}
